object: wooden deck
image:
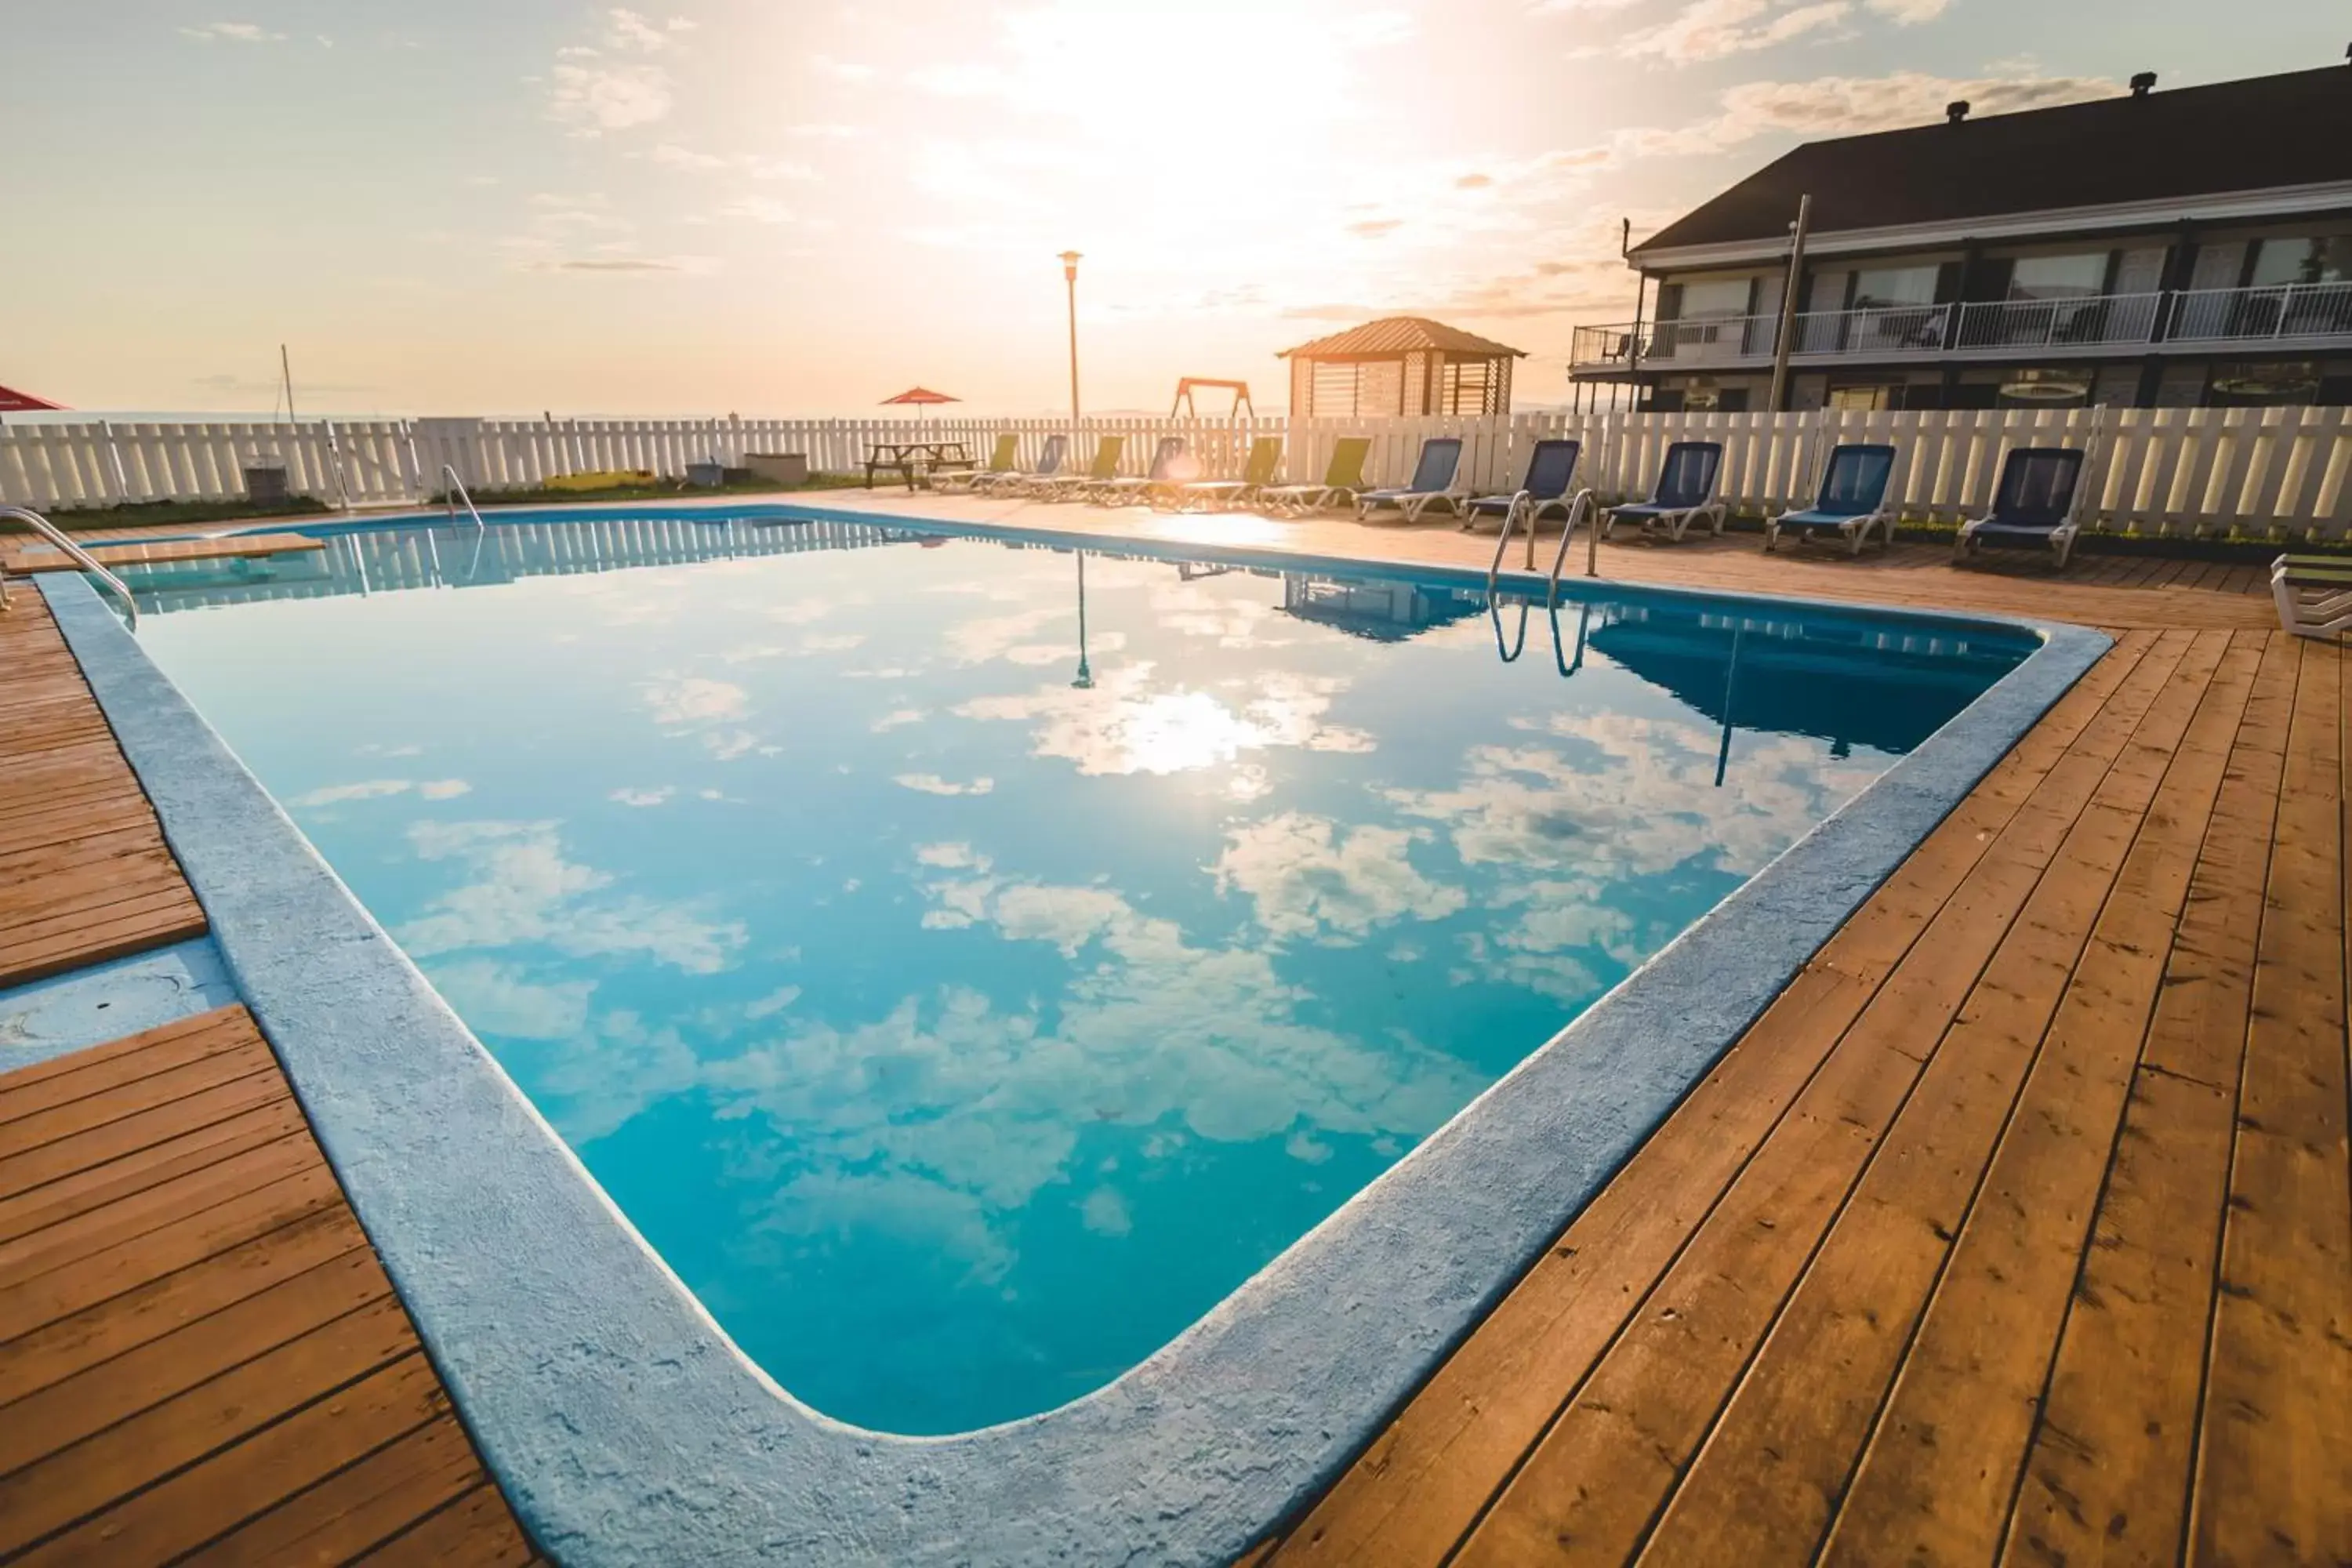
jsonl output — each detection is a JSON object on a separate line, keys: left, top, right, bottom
{"left": 0, "top": 589, "right": 539, "bottom": 1565}
{"left": 0, "top": 532, "right": 323, "bottom": 576}
{"left": 5, "top": 499, "right": 2344, "bottom": 1566}
{"left": 1240, "top": 622, "right": 2348, "bottom": 1565}
{"left": 0, "top": 590, "right": 207, "bottom": 989}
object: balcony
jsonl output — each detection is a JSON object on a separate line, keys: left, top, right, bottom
{"left": 1569, "top": 281, "right": 2352, "bottom": 374}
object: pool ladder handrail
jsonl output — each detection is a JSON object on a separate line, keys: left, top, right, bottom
{"left": 441, "top": 465, "right": 486, "bottom": 529}
{"left": 1486, "top": 488, "right": 1599, "bottom": 605}
{"left": 0, "top": 505, "right": 139, "bottom": 630}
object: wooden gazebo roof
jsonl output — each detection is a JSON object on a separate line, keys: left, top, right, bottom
{"left": 1278, "top": 317, "right": 1525, "bottom": 418}
{"left": 1278, "top": 317, "right": 1526, "bottom": 363}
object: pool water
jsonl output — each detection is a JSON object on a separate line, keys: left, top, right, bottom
{"left": 128, "top": 513, "right": 2033, "bottom": 1434}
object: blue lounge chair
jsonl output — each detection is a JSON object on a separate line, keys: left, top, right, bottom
{"left": 1461, "top": 439, "right": 1581, "bottom": 534}
{"left": 1766, "top": 443, "right": 1899, "bottom": 555}
{"left": 1600, "top": 441, "right": 1726, "bottom": 542}
{"left": 974, "top": 434, "right": 1066, "bottom": 495}
{"left": 1357, "top": 437, "right": 1466, "bottom": 524}
{"left": 1954, "top": 447, "right": 2089, "bottom": 570}
{"left": 1093, "top": 435, "right": 1186, "bottom": 505}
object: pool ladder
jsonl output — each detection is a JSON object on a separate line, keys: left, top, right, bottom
{"left": 1487, "top": 488, "right": 1601, "bottom": 604}
{"left": 441, "top": 465, "right": 486, "bottom": 529}
{"left": 1, "top": 505, "right": 140, "bottom": 630}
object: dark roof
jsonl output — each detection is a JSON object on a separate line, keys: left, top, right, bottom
{"left": 1639, "top": 65, "right": 2352, "bottom": 254}
{"left": 1278, "top": 316, "right": 1526, "bottom": 359}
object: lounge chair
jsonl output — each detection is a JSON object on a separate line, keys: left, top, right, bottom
{"left": 975, "top": 434, "right": 1066, "bottom": 496}
{"left": 1093, "top": 435, "right": 1186, "bottom": 505}
{"left": 1599, "top": 441, "right": 1726, "bottom": 542}
{"left": 937, "top": 434, "right": 1020, "bottom": 494}
{"left": 1031, "top": 435, "right": 1125, "bottom": 500}
{"left": 1260, "top": 437, "right": 1370, "bottom": 516}
{"left": 1766, "top": 443, "right": 1899, "bottom": 555}
{"left": 1358, "top": 437, "right": 1467, "bottom": 524}
{"left": 1174, "top": 436, "right": 1283, "bottom": 511}
{"left": 1953, "top": 447, "right": 2089, "bottom": 570}
{"left": 1460, "top": 439, "right": 1582, "bottom": 535}
{"left": 2271, "top": 554, "right": 2352, "bottom": 639}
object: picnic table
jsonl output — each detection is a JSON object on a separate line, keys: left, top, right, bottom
{"left": 864, "top": 439, "right": 971, "bottom": 491}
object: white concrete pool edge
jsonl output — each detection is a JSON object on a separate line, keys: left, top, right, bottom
{"left": 42, "top": 554, "right": 2109, "bottom": 1568}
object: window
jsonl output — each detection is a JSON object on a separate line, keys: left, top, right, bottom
{"left": 2008, "top": 254, "right": 2107, "bottom": 301}
{"left": 1851, "top": 265, "right": 1939, "bottom": 309}
{"left": 2207, "top": 361, "right": 2321, "bottom": 407}
{"left": 1677, "top": 278, "right": 1754, "bottom": 318}
{"left": 2250, "top": 235, "right": 2352, "bottom": 287}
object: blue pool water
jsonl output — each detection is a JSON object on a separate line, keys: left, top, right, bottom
{"left": 127, "top": 512, "right": 2033, "bottom": 1434}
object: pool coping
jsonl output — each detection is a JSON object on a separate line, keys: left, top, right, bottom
{"left": 45, "top": 517, "right": 2110, "bottom": 1567}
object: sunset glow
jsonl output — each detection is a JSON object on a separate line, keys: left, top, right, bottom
{"left": 4, "top": 1, "right": 2340, "bottom": 416}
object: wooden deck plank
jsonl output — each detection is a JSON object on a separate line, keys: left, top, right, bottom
{"left": 1263, "top": 633, "right": 2168, "bottom": 1568}
{"left": 0, "top": 1007, "right": 543, "bottom": 1563}
{"left": 9, "top": 1352, "right": 446, "bottom": 1566}
{"left": 184, "top": 1414, "right": 492, "bottom": 1566}
{"left": 350, "top": 1481, "right": 542, "bottom": 1567}
{"left": 1768, "top": 629, "right": 2256, "bottom": 1566}
{"left": 0, "top": 1006, "right": 258, "bottom": 1125}
{"left": 0, "top": 531, "right": 322, "bottom": 575}
{"left": 2187, "top": 637, "right": 2352, "bottom": 1566}
{"left": 1999, "top": 630, "right": 2299, "bottom": 1566}
{"left": 0, "top": 1294, "right": 420, "bottom": 1553}
{"left": 0, "top": 1094, "right": 311, "bottom": 1247}
{"left": 0, "top": 590, "right": 209, "bottom": 989}
{"left": 1637, "top": 629, "right": 2259, "bottom": 1567}
{"left": 0, "top": 1247, "right": 394, "bottom": 1476}
{"left": 1446, "top": 632, "right": 2220, "bottom": 1568}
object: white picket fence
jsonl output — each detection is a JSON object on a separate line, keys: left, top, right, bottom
{"left": 4, "top": 406, "right": 2348, "bottom": 540}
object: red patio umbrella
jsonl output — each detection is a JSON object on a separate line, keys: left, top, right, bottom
{"left": 0, "top": 383, "right": 65, "bottom": 413}
{"left": 880, "top": 386, "right": 960, "bottom": 424}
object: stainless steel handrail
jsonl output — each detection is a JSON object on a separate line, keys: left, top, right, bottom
{"left": 0, "top": 506, "right": 140, "bottom": 630}
{"left": 1489, "top": 486, "right": 1600, "bottom": 604}
{"left": 441, "top": 465, "right": 487, "bottom": 529}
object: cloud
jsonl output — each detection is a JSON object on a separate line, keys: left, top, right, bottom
{"left": 1618, "top": 0, "right": 1854, "bottom": 64}
{"left": 399, "top": 819, "right": 746, "bottom": 975}
{"left": 895, "top": 773, "right": 995, "bottom": 796}
{"left": 1866, "top": 0, "right": 1950, "bottom": 18}
{"left": 642, "top": 675, "right": 749, "bottom": 725}
{"left": 1214, "top": 813, "right": 1467, "bottom": 946}
{"left": 811, "top": 54, "right": 875, "bottom": 82}
{"left": 528, "top": 256, "right": 704, "bottom": 273}
{"left": 546, "top": 61, "right": 673, "bottom": 133}
{"left": 712, "top": 196, "right": 797, "bottom": 224}
{"left": 285, "top": 778, "right": 470, "bottom": 808}
{"left": 543, "top": 10, "right": 693, "bottom": 134}
{"left": 180, "top": 21, "right": 286, "bottom": 42}
{"left": 425, "top": 960, "right": 594, "bottom": 1040}
{"left": 1629, "top": 69, "right": 2116, "bottom": 154}
{"left": 953, "top": 664, "right": 1374, "bottom": 778}
{"left": 645, "top": 143, "right": 817, "bottom": 181}
{"left": 612, "top": 786, "right": 676, "bottom": 806}
{"left": 287, "top": 779, "right": 415, "bottom": 808}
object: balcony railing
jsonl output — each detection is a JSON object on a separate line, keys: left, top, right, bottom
{"left": 2167, "top": 280, "right": 2352, "bottom": 344}
{"left": 1951, "top": 292, "right": 2165, "bottom": 350}
{"left": 1570, "top": 281, "right": 2352, "bottom": 372}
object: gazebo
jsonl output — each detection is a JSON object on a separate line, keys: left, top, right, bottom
{"left": 1277, "top": 317, "right": 1524, "bottom": 418}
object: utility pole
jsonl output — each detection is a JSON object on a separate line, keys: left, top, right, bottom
{"left": 1767, "top": 194, "right": 1812, "bottom": 412}
{"left": 280, "top": 343, "right": 299, "bottom": 422}
{"left": 1058, "top": 251, "right": 1083, "bottom": 425}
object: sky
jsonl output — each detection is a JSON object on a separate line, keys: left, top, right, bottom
{"left": 3, "top": 1, "right": 2343, "bottom": 417}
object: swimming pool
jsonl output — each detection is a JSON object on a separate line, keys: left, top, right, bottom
{"left": 125, "top": 511, "right": 2034, "bottom": 1436}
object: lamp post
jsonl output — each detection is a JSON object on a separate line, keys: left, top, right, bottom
{"left": 1058, "top": 250, "right": 1083, "bottom": 426}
